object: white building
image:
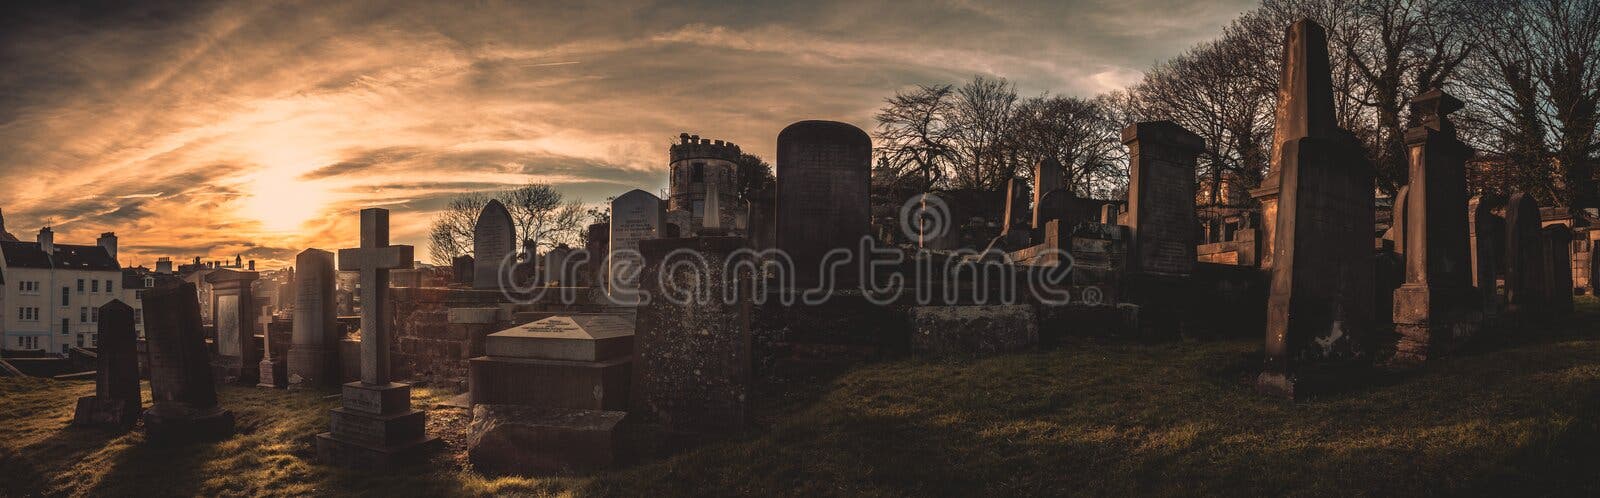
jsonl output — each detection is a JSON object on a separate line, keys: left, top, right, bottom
{"left": 0, "top": 228, "right": 123, "bottom": 355}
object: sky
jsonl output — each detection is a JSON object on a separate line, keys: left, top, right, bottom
{"left": 0, "top": 0, "right": 1255, "bottom": 269}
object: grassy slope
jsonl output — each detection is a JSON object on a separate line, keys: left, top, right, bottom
{"left": 2, "top": 297, "right": 1597, "bottom": 497}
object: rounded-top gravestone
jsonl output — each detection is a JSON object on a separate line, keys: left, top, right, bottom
{"left": 474, "top": 199, "right": 516, "bottom": 289}
{"left": 775, "top": 120, "right": 871, "bottom": 286}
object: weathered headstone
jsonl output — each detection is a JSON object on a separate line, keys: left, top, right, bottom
{"left": 1032, "top": 157, "right": 1065, "bottom": 229}
{"left": 1033, "top": 189, "right": 1072, "bottom": 231}
{"left": 1257, "top": 19, "right": 1376, "bottom": 399}
{"left": 1391, "top": 89, "right": 1480, "bottom": 365}
{"left": 205, "top": 268, "right": 259, "bottom": 384}
{"left": 288, "top": 248, "right": 340, "bottom": 388}
{"left": 72, "top": 300, "right": 140, "bottom": 430}
{"left": 1122, "top": 121, "right": 1203, "bottom": 338}
{"left": 1251, "top": 19, "right": 1340, "bottom": 271}
{"left": 452, "top": 255, "right": 475, "bottom": 285}
{"left": 634, "top": 236, "right": 752, "bottom": 434}
{"left": 608, "top": 190, "right": 663, "bottom": 301}
{"left": 1467, "top": 195, "right": 1502, "bottom": 320}
{"left": 1503, "top": 192, "right": 1544, "bottom": 315}
{"left": 1542, "top": 224, "right": 1574, "bottom": 314}
{"left": 543, "top": 244, "right": 573, "bottom": 286}
{"left": 583, "top": 223, "right": 609, "bottom": 288}
{"left": 1124, "top": 121, "right": 1202, "bottom": 277}
{"left": 142, "top": 283, "right": 235, "bottom": 442}
{"left": 776, "top": 120, "right": 871, "bottom": 287}
{"left": 473, "top": 199, "right": 516, "bottom": 289}
{"left": 317, "top": 208, "right": 437, "bottom": 469}
{"left": 468, "top": 315, "right": 633, "bottom": 409}
{"left": 257, "top": 305, "right": 286, "bottom": 388}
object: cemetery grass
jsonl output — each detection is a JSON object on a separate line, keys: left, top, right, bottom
{"left": 0, "top": 297, "right": 1591, "bottom": 497}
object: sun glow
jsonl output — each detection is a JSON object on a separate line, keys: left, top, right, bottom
{"left": 238, "top": 171, "right": 336, "bottom": 233}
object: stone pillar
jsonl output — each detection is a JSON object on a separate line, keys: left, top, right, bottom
{"left": 143, "top": 283, "right": 235, "bottom": 442}
{"left": 1257, "top": 19, "right": 1374, "bottom": 399}
{"left": 205, "top": 269, "right": 259, "bottom": 384}
{"left": 1385, "top": 185, "right": 1410, "bottom": 258}
{"left": 633, "top": 236, "right": 753, "bottom": 435}
{"left": 1542, "top": 225, "right": 1574, "bottom": 314}
{"left": 317, "top": 208, "right": 438, "bottom": 469}
{"left": 288, "top": 248, "right": 340, "bottom": 388}
{"left": 1391, "top": 89, "right": 1481, "bottom": 366}
{"left": 1032, "top": 157, "right": 1065, "bottom": 229}
{"left": 72, "top": 300, "right": 140, "bottom": 430}
{"left": 1467, "top": 196, "right": 1503, "bottom": 320}
{"left": 1121, "top": 121, "right": 1202, "bottom": 338}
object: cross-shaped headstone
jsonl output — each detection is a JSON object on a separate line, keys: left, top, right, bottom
{"left": 337, "top": 208, "right": 413, "bottom": 385}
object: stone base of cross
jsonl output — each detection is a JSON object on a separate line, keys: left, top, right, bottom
{"left": 317, "top": 208, "right": 438, "bottom": 469}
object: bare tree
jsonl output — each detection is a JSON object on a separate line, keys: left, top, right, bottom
{"left": 427, "top": 183, "right": 585, "bottom": 264}
{"left": 1460, "top": 0, "right": 1600, "bottom": 208}
{"left": 1011, "top": 93, "right": 1126, "bottom": 198}
{"left": 948, "top": 75, "right": 1022, "bottom": 191}
{"left": 500, "top": 182, "right": 585, "bottom": 250}
{"left": 874, "top": 84, "right": 958, "bottom": 188}
{"left": 427, "top": 192, "right": 490, "bottom": 265}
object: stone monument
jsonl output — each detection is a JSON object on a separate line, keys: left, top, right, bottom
{"left": 1251, "top": 20, "right": 1342, "bottom": 271}
{"left": 634, "top": 235, "right": 753, "bottom": 434}
{"left": 468, "top": 315, "right": 634, "bottom": 409}
{"left": 1032, "top": 157, "right": 1065, "bottom": 229}
{"left": 288, "top": 248, "right": 340, "bottom": 388}
{"left": 1467, "top": 195, "right": 1502, "bottom": 320}
{"left": 775, "top": 120, "right": 871, "bottom": 287}
{"left": 72, "top": 300, "right": 141, "bottom": 430}
{"left": 1390, "top": 89, "right": 1481, "bottom": 365}
{"left": 206, "top": 268, "right": 259, "bottom": 384}
{"left": 143, "top": 283, "right": 235, "bottom": 442}
{"left": 1257, "top": 19, "right": 1376, "bottom": 399}
{"left": 473, "top": 199, "right": 516, "bottom": 289}
{"left": 1542, "top": 224, "right": 1575, "bottom": 314}
{"left": 317, "top": 208, "right": 437, "bottom": 469}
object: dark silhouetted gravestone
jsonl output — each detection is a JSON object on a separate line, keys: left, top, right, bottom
{"left": 1542, "top": 225, "right": 1574, "bottom": 314}
{"left": 1385, "top": 185, "right": 1410, "bottom": 258}
{"left": 776, "top": 120, "right": 870, "bottom": 286}
{"left": 1121, "top": 121, "right": 1203, "bottom": 339}
{"left": 1391, "top": 89, "right": 1480, "bottom": 366}
{"left": 1503, "top": 192, "right": 1544, "bottom": 315}
{"left": 1124, "top": 121, "right": 1203, "bottom": 277}
{"left": 206, "top": 268, "right": 259, "bottom": 384}
{"left": 143, "top": 283, "right": 235, "bottom": 442}
{"left": 1257, "top": 19, "right": 1376, "bottom": 399}
{"left": 1032, "top": 157, "right": 1064, "bottom": 229}
{"left": 452, "top": 255, "right": 475, "bottom": 285}
{"left": 1467, "top": 195, "right": 1503, "bottom": 320}
{"left": 287, "top": 248, "right": 339, "bottom": 388}
{"left": 73, "top": 300, "right": 141, "bottom": 430}
{"left": 474, "top": 199, "right": 516, "bottom": 289}
{"left": 318, "top": 208, "right": 437, "bottom": 469}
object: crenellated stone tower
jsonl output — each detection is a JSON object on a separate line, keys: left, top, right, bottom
{"left": 668, "top": 133, "right": 741, "bottom": 236}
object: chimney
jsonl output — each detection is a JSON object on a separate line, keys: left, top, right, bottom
{"left": 193, "top": 256, "right": 202, "bottom": 265}
{"left": 235, "top": 254, "right": 242, "bottom": 267}
{"left": 37, "top": 227, "right": 53, "bottom": 253}
{"left": 156, "top": 257, "right": 173, "bottom": 274}
{"left": 97, "top": 232, "right": 118, "bottom": 262}
{"left": 247, "top": 260, "right": 255, "bottom": 271}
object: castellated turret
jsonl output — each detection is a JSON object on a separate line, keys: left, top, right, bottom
{"left": 667, "top": 133, "right": 741, "bottom": 235}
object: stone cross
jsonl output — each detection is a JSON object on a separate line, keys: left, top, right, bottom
{"left": 337, "top": 208, "right": 413, "bottom": 385}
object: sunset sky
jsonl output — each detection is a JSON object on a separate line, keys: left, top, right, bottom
{"left": 0, "top": 0, "right": 1252, "bottom": 269}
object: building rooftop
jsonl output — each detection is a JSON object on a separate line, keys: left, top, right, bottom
{"left": 0, "top": 241, "right": 119, "bottom": 271}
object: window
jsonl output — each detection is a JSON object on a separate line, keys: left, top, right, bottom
{"left": 91, "top": 280, "right": 99, "bottom": 293}
{"left": 691, "top": 162, "right": 705, "bottom": 182}
{"left": 144, "top": 277, "right": 154, "bottom": 288}
{"left": 77, "top": 279, "right": 84, "bottom": 293}
{"left": 60, "top": 319, "right": 69, "bottom": 335}
{"left": 90, "top": 307, "right": 98, "bottom": 323}
{"left": 135, "top": 290, "right": 144, "bottom": 300}
{"left": 76, "top": 334, "right": 84, "bottom": 347}
{"left": 134, "top": 309, "right": 142, "bottom": 325}
{"left": 80, "top": 307, "right": 87, "bottom": 322}
{"left": 62, "top": 287, "right": 69, "bottom": 306}
{"left": 18, "top": 281, "right": 39, "bottom": 294}
{"left": 18, "top": 336, "right": 39, "bottom": 349}
{"left": 18, "top": 307, "right": 38, "bottom": 321}
{"left": 106, "top": 280, "right": 113, "bottom": 293}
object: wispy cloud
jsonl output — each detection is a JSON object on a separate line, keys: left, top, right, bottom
{"left": 0, "top": 0, "right": 1252, "bottom": 268}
